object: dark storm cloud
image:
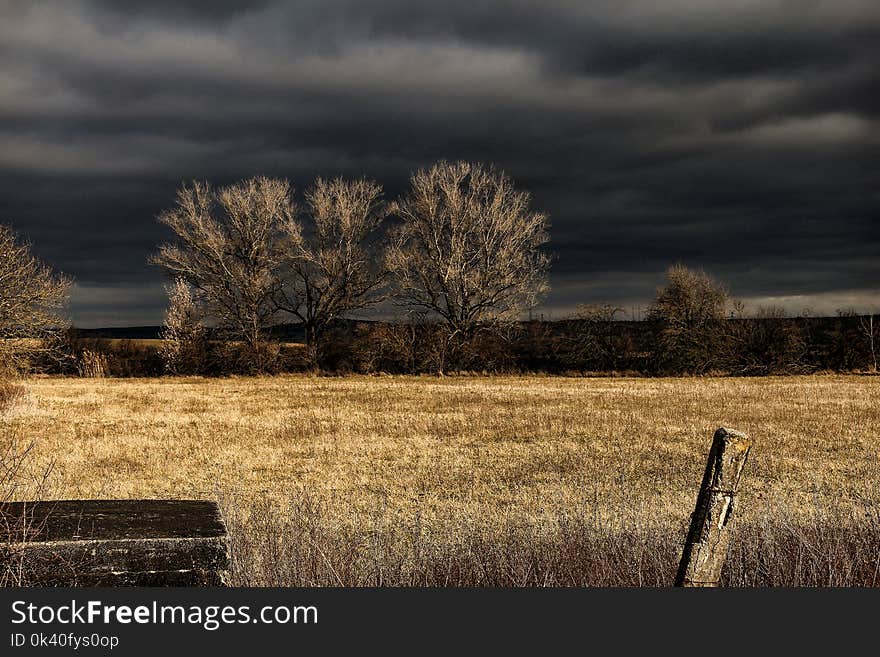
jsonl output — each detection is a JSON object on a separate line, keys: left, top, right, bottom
{"left": 0, "top": 0, "right": 877, "bottom": 325}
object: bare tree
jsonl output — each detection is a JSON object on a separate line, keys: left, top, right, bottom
{"left": 152, "top": 178, "right": 294, "bottom": 371}
{"left": 647, "top": 264, "right": 730, "bottom": 374}
{"left": 0, "top": 224, "right": 72, "bottom": 375}
{"left": 387, "top": 161, "right": 550, "bottom": 363}
{"left": 159, "top": 278, "right": 208, "bottom": 375}
{"left": 276, "top": 177, "right": 389, "bottom": 364}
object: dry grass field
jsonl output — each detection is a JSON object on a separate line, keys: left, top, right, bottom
{"left": 3, "top": 374, "right": 879, "bottom": 586}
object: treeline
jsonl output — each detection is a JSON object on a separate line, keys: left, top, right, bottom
{"left": 1, "top": 162, "right": 877, "bottom": 378}
{"left": 47, "top": 310, "right": 876, "bottom": 378}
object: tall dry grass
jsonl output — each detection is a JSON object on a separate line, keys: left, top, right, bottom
{"left": 1, "top": 382, "right": 54, "bottom": 586}
{"left": 222, "top": 490, "right": 880, "bottom": 587}
{"left": 0, "top": 382, "right": 27, "bottom": 415}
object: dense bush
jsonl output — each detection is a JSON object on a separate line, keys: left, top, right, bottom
{"left": 647, "top": 265, "right": 730, "bottom": 374}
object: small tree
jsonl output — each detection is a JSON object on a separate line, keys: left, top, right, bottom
{"left": 159, "top": 278, "right": 208, "bottom": 375}
{"left": 0, "top": 224, "right": 72, "bottom": 375}
{"left": 860, "top": 313, "right": 877, "bottom": 372}
{"left": 276, "top": 177, "right": 389, "bottom": 366}
{"left": 647, "top": 265, "right": 730, "bottom": 374}
{"left": 152, "top": 178, "right": 294, "bottom": 372}
{"left": 387, "top": 161, "right": 550, "bottom": 370}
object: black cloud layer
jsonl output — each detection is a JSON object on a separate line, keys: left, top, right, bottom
{"left": 0, "top": 0, "right": 877, "bottom": 325}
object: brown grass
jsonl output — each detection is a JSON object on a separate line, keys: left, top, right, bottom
{"left": 0, "top": 382, "right": 27, "bottom": 415}
{"left": 2, "top": 374, "right": 878, "bottom": 585}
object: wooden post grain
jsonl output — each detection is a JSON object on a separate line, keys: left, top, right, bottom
{"left": 675, "top": 427, "right": 751, "bottom": 587}
{"left": 1, "top": 500, "right": 229, "bottom": 586}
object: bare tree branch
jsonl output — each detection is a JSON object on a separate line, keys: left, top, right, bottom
{"left": 151, "top": 178, "right": 294, "bottom": 370}
{"left": 0, "top": 225, "right": 72, "bottom": 375}
{"left": 276, "top": 177, "right": 390, "bottom": 362}
{"left": 387, "top": 161, "right": 550, "bottom": 338}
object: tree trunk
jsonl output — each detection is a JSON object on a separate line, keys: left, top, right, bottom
{"left": 304, "top": 323, "right": 321, "bottom": 370}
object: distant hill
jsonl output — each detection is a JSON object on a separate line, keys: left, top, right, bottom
{"left": 74, "top": 326, "right": 163, "bottom": 340}
{"left": 72, "top": 322, "right": 320, "bottom": 341}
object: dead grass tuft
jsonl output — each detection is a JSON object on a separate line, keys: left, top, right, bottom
{"left": 0, "top": 382, "right": 27, "bottom": 416}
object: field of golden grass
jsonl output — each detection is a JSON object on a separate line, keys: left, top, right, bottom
{"left": 5, "top": 373, "right": 879, "bottom": 519}
{"left": 3, "top": 374, "right": 879, "bottom": 585}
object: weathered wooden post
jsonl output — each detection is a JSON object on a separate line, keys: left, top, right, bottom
{"left": 1, "top": 499, "right": 229, "bottom": 586}
{"left": 675, "top": 427, "right": 751, "bottom": 587}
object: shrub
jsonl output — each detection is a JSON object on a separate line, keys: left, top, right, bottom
{"left": 648, "top": 265, "right": 730, "bottom": 374}
{"left": 159, "top": 278, "right": 208, "bottom": 375}
{"left": 77, "top": 350, "right": 109, "bottom": 378}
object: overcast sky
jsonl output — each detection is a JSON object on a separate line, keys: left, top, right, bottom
{"left": 1, "top": 0, "right": 877, "bottom": 326}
